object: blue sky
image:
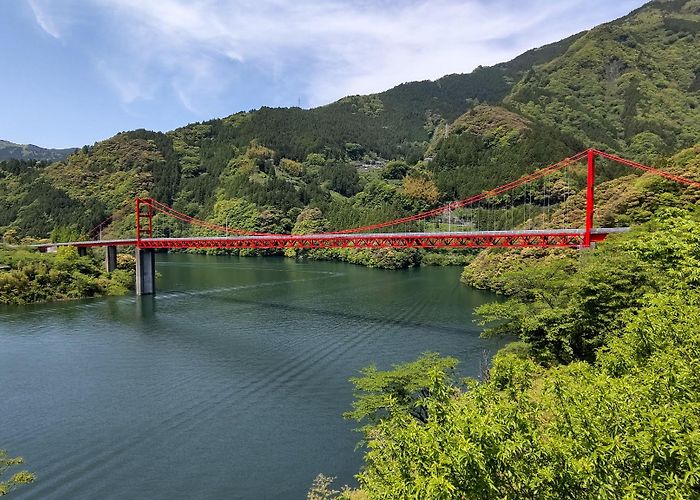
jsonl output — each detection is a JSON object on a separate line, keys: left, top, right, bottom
{"left": 2, "top": 0, "right": 647, "bottom": 148}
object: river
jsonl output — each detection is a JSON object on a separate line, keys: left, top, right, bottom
{"left": 0, "top": 254, "right": 506, "bottom": 499}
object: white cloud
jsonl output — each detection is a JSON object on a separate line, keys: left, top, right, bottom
{"left": 27, "top": 0, "right": 61, "bottom": 38}
{"left": 26, "top": 0, "right": 646, "bottom": 113}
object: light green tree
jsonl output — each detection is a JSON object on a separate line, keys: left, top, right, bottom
{"left": 348, "top": 209, "right": 700, "bottom": 498}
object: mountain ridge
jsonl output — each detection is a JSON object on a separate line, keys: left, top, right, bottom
{"left": 0, "top": 139, "right": 76, "bottom": 162}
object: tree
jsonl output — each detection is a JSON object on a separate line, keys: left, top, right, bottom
{"left": 350, "top": 292, "right": 700, "bottom": 497}
{"left": 289, "top": 207, "right": 328, "bottom": 236}
{"left": 50, "top": 225, "right": 86, "bottom": 243}
{"left": 307, "top": 474, "right": 367, "bottom": 500}
{"left": 348, "top": 209, "right": 700, "bottom": 498}
{"left": 0, "top": 246, "right": 132, "bottom": 304}
{"left": 210, "top": 198, "right": 259, "bottom": 234}
{"left": 344, "top": 143, "right": 365, "bottom": 161}
{"left": 321, "top": 162, "right": 361, "bottom": 197}
{"left": 345, "top": 353, "right": 458, "bottom": 425}
{"left": 0, "top": 450, "right": 34, "bottom": 496}
{"left": 285, "top": 208, "right": 330, "bottom": 258}
{"left": 1, "top": 229, "right": 17, "bottom": 245}
{"left": 401, "top": 175, "right": 440, "bottom": 204}
{"left": 381, "top": 160, "right": 409, "bottom": 180}
{"left": 278, "top": 158, "right": 304, "bottom": 176}
{"left": 475, "top": 210, "right": 697, "bottom": 364}
{"left": 305, "top": 153, "right": 326, "bottom": 166}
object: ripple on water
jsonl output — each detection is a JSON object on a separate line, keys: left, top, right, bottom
{"left": 0, "top": 254, "right": 506, "bottom": 500}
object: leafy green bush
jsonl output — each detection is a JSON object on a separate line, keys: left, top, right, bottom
{"left": 348, "top": 208, "right": 700, "bottom": 498}
{"left": 473, "top": 209, "right": 699, "bottom": 364}
{"left": 0, "top": 247, "right": 135, "bottom": 304}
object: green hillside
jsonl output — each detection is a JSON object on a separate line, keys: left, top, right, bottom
{"left": 0, "top": 140, "right": 76, "bottom": 162}
{"left": 508, "top": 0, "right": 700, "bottom": 156}
{"left": 427, "top": 105, "right": 583, "bottom": 199}
{"left": 211, "top": 31, "right": 582, "bottom": 162}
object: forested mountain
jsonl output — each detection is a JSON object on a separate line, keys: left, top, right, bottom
{"left": 0, "top": 140, "right": 76, "bottom": 162}
{"left": 427, "top": 105, "right": 584, "bottom": 199}
{"left": 167, "top": 31, "right": 583, "bottom": 165}
{"left": 1, "top": 0, "right": 699, "bottom": 243}
{"left": 508, "top": 0, "right": 700, "bottom": 156}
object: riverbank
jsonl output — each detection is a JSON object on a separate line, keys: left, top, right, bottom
{"left": 0, "top": 246, "right": 134, "bottom": 305}
{"left": 290, "top": 247, "right": 474, "bottom": 269}
{"left": 189, "top": 246, "right": 474, "bottom": 270}
{"left": 0, "top": 243, "right": 473, "bottom": 305}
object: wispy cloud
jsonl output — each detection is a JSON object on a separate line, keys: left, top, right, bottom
{"left": 26, "top": 0, "right": 645, "bottom": 114}
{"left": 27, "top": 0, "right": 61, "bottom": 38}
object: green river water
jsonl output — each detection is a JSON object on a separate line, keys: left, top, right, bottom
{"left": 0, "top": 254, "right": 506, "bottom": 499}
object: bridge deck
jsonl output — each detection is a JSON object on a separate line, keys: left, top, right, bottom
{"left": 31, "top": 227, "right": 630, "bottom": 250}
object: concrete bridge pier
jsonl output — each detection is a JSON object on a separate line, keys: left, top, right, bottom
{"left": 105, "top": 246, "right": 118, "bottom": 273}
{"left": 135, "top": 247, "right": 156, "bottom": 296}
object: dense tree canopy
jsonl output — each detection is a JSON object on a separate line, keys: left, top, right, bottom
{"left": 346, "top": 208, "right": 700, "bottom": 498}
{"left": 0, "top": 246, "right": 135, "bottom": 305}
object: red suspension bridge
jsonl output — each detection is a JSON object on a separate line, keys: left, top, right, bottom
{"left": 35, "top": 148, "right": 700, "bottom": 295}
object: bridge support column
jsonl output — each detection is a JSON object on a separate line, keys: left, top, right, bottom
{"left": 105, "top": 246, "right": 118, "bottom": 273}
{"left": 584, "top": 149, "right": 596, "bottom": 248}
{"left": 135, "top": 247, "right": 156, "bottom": 296}
{"left": 77, "top": 246, "right": 87, "bottom": 257}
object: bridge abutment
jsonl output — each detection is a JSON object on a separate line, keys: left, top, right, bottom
{"left": 135, "top": 247, "right": 156, "bottom": 296}
{"left": 105, "top": 246, "right": 118, "bottom": 273}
